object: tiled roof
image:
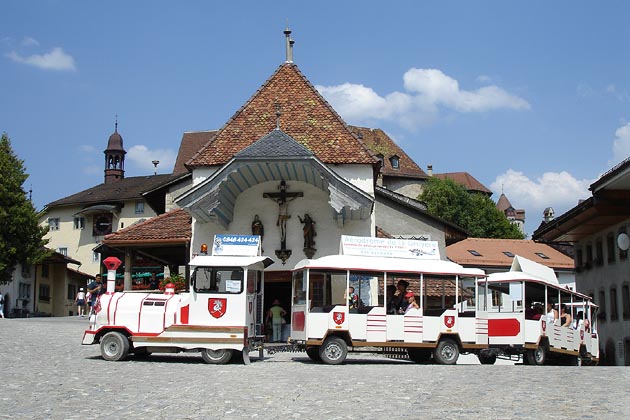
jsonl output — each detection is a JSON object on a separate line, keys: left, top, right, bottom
{"left": 173, "top": 130, "right": 218, "bottom": 175}
{"left": 103, "top": 208, "right": 191, "bottom": 244}
{"left": 235, "top": 129, "right": 314, "bottom": 158}
{"left": 187, "top": 63, "right": 377, "bottom": 167}
{"left": 496, "top": 193, "right": 513, "bottom": 211}
{"left": 44, "top": 174, "right": 175, "bottom": 209}
{"left": 446, "top": 238, "right": 574, "bottom": 270}
{"left": 349, "top": 126, "right": 427, "bottom": 179}
{"left": 433, "top": 172, "right": 492, "bottom": 195}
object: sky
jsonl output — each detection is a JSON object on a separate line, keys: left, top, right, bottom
{"left": 2, "top": 1, "right": 630, "bottom": 237}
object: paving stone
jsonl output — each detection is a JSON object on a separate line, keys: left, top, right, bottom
{"left": 0, "top": 317, "right": 628, "bottom": 419}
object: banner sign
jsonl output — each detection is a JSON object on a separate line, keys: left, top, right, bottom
{"left": 340, "top": 235, "right": 440, "bottom": 260}
{"left": 212, "top": 235, "right": 261, "bottom": 256}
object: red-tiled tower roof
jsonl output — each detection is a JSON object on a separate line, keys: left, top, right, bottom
{"left": 187, "top": 63, "right": 377, "bottom": 168}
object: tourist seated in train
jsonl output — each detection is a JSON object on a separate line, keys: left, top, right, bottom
{"left": 525, "top": 302, "right": 543, "bottom": 320}
{"left": 546, "top": 302, "right": 559, "bottom": 324}
{"left": 393, "top": 280, "right": 410, "bottom": 314}
{"left": 404, "top": 292, "right": 420, "bottom": 314}
{"left": 346, "top": 287, "right": 359, "bottom": 309}
{"left": 560, "top": 304, "right": 573, "bottom": 327}
{"left": 386, "top": 285, "right": 397, "bottom": 314}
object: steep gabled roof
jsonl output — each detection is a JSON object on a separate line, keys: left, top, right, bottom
{"left": 43, "top": 174, "right": 175, "bottom": 209}
{"left": 433, "top": 172, "right": 492, "bottom": 195}
{"left": 187, "top": 63, "right": 377, "bottom": 168}
{"left": 446, "top": 238, "right": 574, "bottom": 270}
{"left": 173, "top": 130, "right": 218, "bottom": 175}
{"left": 496, "top": 193, "right": 514, "bottom": 211}
{"left": 349, "top": 126, "right": 427, "bottom": 179}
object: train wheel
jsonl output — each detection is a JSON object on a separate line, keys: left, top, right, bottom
{"left": 306, "top": 346, "right": 321, "bottom": 362}
{"left": 319, "top": 337, "right": 347, "bottom": 365}
{"left": 100, "top": 331, "right": 130, "bottom": 361}
{"left": 201, "top": 348, "right": 233, "bottom": 364}
{"left": 478, "top": 351, "right": 497, "bottom": 365}
{"left": 407, "top": 348, "right": 432, "bottom": 364}
{"left": 433, "top": 338, "right": 459, "bottom": 365}
{"left": 526, "top": 345, "right": 546, "bottom": 366}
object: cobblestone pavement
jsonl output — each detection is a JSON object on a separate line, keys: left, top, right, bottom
{"left": 1, "top": 317, "right": 629, "bottom": 420}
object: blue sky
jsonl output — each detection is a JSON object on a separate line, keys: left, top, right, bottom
{"left": 2, "top": 1, "right": 630, "bottom": 237}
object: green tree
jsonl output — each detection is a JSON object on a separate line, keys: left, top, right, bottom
{"left": 0, "top": 133, "right": 50, "bottom": 284}
{"left": 419, "top": 177, "right": 524, "bottom": 239}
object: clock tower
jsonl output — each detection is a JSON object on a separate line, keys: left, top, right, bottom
{"left": 104, "top": 120, "right": 126, "bottom": 184}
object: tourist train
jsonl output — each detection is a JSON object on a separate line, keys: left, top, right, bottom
{"left": 82, "top": 235, "right": 598, "bottom": 365}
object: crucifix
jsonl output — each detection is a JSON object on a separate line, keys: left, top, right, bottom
{"left": 263, "top": 180, "right": 303, "bottom": 263}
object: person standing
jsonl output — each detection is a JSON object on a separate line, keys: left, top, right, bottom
{"left": 87, "top": 274, "right": 104, "bottom": 316}
{"left": 266, "top": 299, "right": 287, "bottom": 343}
{"left": 75, "top": 288, "right": 86, "bottom": 317}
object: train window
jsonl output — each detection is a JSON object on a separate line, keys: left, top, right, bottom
{"left": 192, "top": 267, "right": 243, "bottom": 294}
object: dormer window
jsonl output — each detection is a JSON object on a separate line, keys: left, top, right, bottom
{"left": 389, "top": 155, "right": 400, "bottom": 169}
{"left": 376, "top": 153, "right": 384, "bottom": 167}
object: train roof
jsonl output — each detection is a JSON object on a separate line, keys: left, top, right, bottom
{"left": 292, "top": 254, "right": 485, "bottom": 277}
{"left": 189, "top": 255, "right": 274, "bottom": 269}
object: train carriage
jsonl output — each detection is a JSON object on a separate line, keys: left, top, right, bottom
{"left": 290, "top": 235, "right": 486, "bottom": 364}
{"left": 478, "top": 255, "right": 599, "bottom": 365}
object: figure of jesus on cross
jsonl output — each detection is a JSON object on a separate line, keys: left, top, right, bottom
{"left": 263, "top": 180, "right": 303, "bottom": 250}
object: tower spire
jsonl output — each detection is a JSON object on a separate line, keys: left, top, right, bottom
{"left": 284, "top": 25, "right": 294, "bottom": 63}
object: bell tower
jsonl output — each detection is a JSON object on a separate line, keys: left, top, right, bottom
{"left": 104, "top": 119, "right": 126, "bottom": 184}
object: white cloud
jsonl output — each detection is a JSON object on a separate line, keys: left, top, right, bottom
{"left": 21, "top": 37, "right": 40, "bottom": 47}
{"left": 6, "top": 47, "right": 76, "bottom": 71}
{"left": 317, "top": 68, "right": 529, "bottom": 129}
{"left": 491, "top": 169, "right": 593, "bottom": 229}
{"left": 612, "top": 123, "right": 630, "bottom": 164}
{"left": 476, "top": 75, "right": 492, "bottom": 83}
{"left": 126, "top": 145, "right": 176, "bottom": 174}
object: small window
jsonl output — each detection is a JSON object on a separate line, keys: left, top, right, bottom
{"left": 503, "top": 251, "right": 514, "bottom": 258}
{"left": 607, "top": 232, "right": 616, "bottom": 264}
{"left": 19, "top": 282, "right": 31, "bottom": 299}
{"left": 135, "top": 201, "right": 145, "bottom": 214}
{"left": 389, "top": 155, "right": 400, "bottom": 169}
{"left": 41, "top": 264, "right": 49, "bottom": 278}
{"left": 611, "top": 287, "right": 619, "bottom": 321}
{"left": 57, "top": 247, "right": 68, "bottom": 256}
{"left": 21, "top": 264, "right": 30, "bottom": 278}
{"left": 598, "top": 290, "right": 606, "bottom": 322}
{"left": 535, "top": 252, "right": 550, "bottom": 259}
{"left": 585, "top": 243, "right": 593, "bottom": 269}
{"left": 73, "top": 216, "right": 85, "bottom": 230}
{"left": 67, "top": 284, "right": 77, "bottom": 300}
{"left": 468, "top": 249, "right": 482, "bottom": 256}
{"left": 622, "top": 285, "right": 630, "bottom": 320}
{"left": 39, "top": 284, "right": 50, "bottom": 302}
{"left": 595, "top": 239, "right": 604, "bottom": 266}
{"left": 48, "top": 218, "right": 60, "bottom": 231}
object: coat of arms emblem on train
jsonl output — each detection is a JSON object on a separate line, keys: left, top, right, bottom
{"left": 444, "top": 315, "right": 455, "bottom": 328}
{"left": 209, "top": 298, "right": 227, "bottom": 318}
{"left": 333, "top": 312, "right": 345, "bottom": 325}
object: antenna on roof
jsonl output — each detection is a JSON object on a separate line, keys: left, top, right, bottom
{"left": 284, "top": 24, "right": 294, "bottom": 63}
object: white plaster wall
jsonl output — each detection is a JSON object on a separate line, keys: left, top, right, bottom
{"left": 41, "top": 200, "right": 156, "bottom": 275}
{"left": 575, "top": 220, "right": 630, "bottom": 365}
{"left": 190, "top": 180, "right": 373, "bottom": 271}
{"left": 333, "top": 164, "right": 375, "bottom": 195}
{"left": 192, "top": 167, "right": 220, "bottom": 186}
{"left": 383, "top": 178, "right": 425, "bottom": 199}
